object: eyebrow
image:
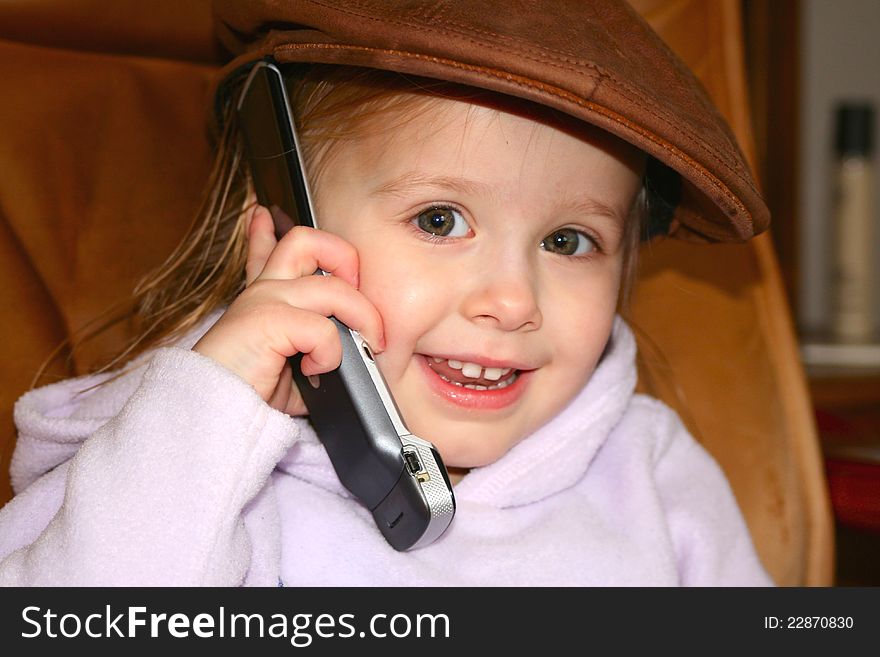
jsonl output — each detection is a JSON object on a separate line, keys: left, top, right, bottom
{"left": 372, "top": 173, "right": 494, "bottom": 199}
{"left": 373, "top": 171, "right": 629, "bottom": 228}
{"left": 565, "top": 198, "right": 628, "bottom": 226}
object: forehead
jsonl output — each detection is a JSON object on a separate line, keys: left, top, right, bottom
{"left": 319, "top": 93, "right": 644, "bottom": 212}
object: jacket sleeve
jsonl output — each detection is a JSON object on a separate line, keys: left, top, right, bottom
{"left": 0, "top": 347, "right": 299, "bottom": 586}
{"left": 649, "top": 400, "right": 775, "bottom": 586}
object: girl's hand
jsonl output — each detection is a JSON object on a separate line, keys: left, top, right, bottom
{"left": 192, "top": 205, "right": 385, "bottom": 415}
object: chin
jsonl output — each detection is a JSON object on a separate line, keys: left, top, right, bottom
{"left": 433, "top": 436, "right": 513, "bottom": 470}
{"left": 405, "top": 410, "right": 528, "bottom": 469}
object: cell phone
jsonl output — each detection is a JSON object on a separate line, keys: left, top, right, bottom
{"left": 235, "top": 59, "right": 455, "bottom": 551}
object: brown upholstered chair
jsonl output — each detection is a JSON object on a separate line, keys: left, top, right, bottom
{"left": 0, "top": 0, "right": 833, "bottom": 585}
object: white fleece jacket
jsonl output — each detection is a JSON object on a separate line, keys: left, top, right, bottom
{"left": 0, "top": 315, "right": 772, "bottom": 586}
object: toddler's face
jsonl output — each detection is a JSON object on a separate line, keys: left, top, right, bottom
{"left": 314, "top": 97, "right": 642, "bottom": 474}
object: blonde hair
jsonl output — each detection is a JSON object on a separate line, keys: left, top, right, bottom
{"left": 84, "top": 65, "right": 647, "bottom": 373}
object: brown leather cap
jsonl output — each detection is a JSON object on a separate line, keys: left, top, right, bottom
{"left": 213, "top": 0, "right": 769, "bottom": 242}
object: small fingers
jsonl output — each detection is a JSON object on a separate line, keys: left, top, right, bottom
{"left": 258, "top": 225, "right": 360, "bottom": 289}
{"left": 268, "top": 361, "right": 308, "bottom": 416}
{"left": 277, "top": 310, "right": 345, "bottom": 375}
{"left": 250, "top": 276, "right": 385, "bottom": 353}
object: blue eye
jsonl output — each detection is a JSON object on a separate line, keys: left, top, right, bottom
{"left": 414, "top": 206, "right": 471, "bottom": 237}
{"left": 540, "top": 228, "right": 596, "bottom": 256}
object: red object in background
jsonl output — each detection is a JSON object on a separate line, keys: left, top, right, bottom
{"left": 816, "top": 408, "right": 880, "bottom": 533}
{"left": 825, "top": 459, "right": 880, "bottom": 533}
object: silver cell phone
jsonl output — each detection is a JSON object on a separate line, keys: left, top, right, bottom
{"left": 236, "top": 60, "right": 455, "bottom": 551}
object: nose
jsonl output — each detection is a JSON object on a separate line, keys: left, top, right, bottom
{"left": 459, "top": 260, "right": 543, "bottom": 332}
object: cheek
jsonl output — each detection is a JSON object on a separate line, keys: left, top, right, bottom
{"left": 547, "top": 268, "right": 621, "bottom": 364}
{"left": 359, "top": 253, "right": 426, "bottom": 316}
{"left": 356, "top": 248, "right": 444, "bottom": 359}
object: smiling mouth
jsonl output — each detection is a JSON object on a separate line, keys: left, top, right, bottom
{"left": 423, "top": 356, "right": 522, "bottom": 391}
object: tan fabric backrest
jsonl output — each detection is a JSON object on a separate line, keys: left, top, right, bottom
{"left": 0, "top": 1, "right": 218, "bottom": 501}
{"left": 629, "top": 0, "right": 833, "bottom": 586}
{"left": 0, "top": 0, "right": 833, "bottom": 585}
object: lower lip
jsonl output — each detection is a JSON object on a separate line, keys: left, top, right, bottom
{"left": 418, "top": 356, "right": 531, "bottom": 411}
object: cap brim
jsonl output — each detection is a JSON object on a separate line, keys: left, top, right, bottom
{"left": 213, "top": 0, "right": 769, "bottom": 243}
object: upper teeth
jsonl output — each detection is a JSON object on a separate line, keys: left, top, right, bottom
{"left": 432, "top": 357, "right": 513, "bottom": 381}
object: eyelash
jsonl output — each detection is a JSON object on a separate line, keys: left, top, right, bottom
{"left": 408, "top": 203, "right": 471, "bottom": 243}
{"left": 407, "top": 204, "right": 604, "bottom": 258}
{"left": 542, "top": 227, "right": 604, "bottom": 258}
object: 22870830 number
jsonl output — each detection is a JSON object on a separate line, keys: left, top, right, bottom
{"left": 764, "top": 616, "right": 854, "bottom": 629}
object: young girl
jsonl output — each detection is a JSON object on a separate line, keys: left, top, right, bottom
{"left": 0, "top": 0, "right": 772, "bottom": 585}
